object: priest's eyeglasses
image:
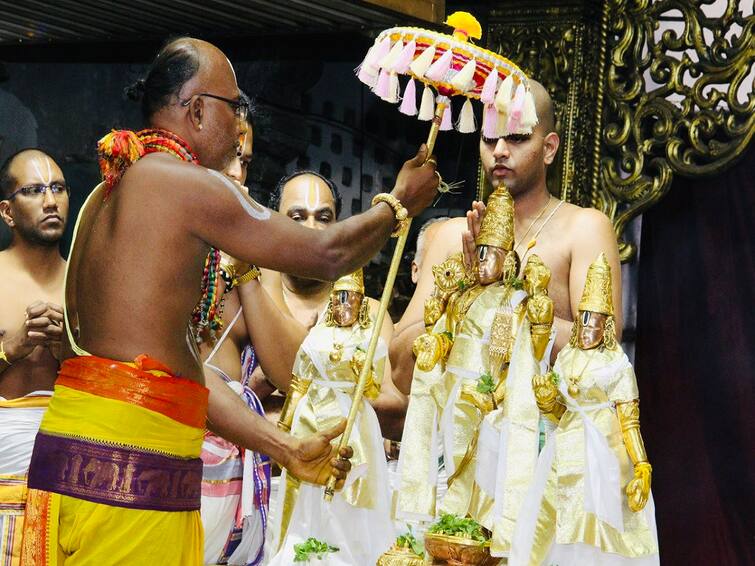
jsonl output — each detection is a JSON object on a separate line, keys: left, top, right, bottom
{"left": 181, "top": 93, "right": 249, "bottom": 122}
{"left": 7, "top": 182, "right": 69, "bottom": 200}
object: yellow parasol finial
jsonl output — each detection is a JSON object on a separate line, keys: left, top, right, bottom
{"left": 445, "top": 11, "right": 482, "bottom": 42}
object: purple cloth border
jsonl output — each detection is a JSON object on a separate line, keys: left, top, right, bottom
{"left": 28, "top": 431, "right": 202, "bottom": 511}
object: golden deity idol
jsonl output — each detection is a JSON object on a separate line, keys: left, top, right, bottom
{"left": 396, "top": 252, "right": 472, "bottom": 521}
{"left": 433, "top": 186, "right": 540, "bottom": 536}
{"left": 512, "top": 253, "right": 659, "bottom": 566}
{"left": 269, "top": 269, "right": 394, "bottom": 565}
{"left": 472, "top": 254, "right": 556, "bottom": 556}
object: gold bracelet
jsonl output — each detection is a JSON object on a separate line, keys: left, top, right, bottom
{"left": 371, "top": 193, "right": 409, "bottom": 237}
{"left": 233, "top": 265, "right": 261, "bottom": 287}
{"left": 0, "top": 341, "right": 10, "bottom": 366}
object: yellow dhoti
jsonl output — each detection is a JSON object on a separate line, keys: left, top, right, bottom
{"left": 21, "top": 355, "right": 208, "bottom": 566}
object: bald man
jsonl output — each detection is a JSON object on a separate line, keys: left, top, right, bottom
{"left": 390, "top": 80, "right": 622, "bottom": 395}
{"left": 0, "top": 149, "right": 68, "bottom": 566}
{"left": 21, "top": 38, "right": 438, "bottom": 565}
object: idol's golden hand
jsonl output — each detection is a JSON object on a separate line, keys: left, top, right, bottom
{"left": 349, "top": 349, "right": 380, "bottom": 399}
{"left": 412, "top": 332, "right": 442, "bottom": 371}
{"left": 460, "top": 381, "right": 494, "bottom": 414}
{"left": 532, "top": 373, "right": 565, "bottom": 419}
{"left": 277, "top": 374, "right": 311, "bottom": 432}
{"left": 626, "top": 462, "right": 652, "bottom": 512}
{"left": 617, "top": 400, "right": 652, "bottom": 512}
{"left": 423, "top": 296, "right": 445, "bottom": 330}
{"left": 284, "top": 418, "right": 353, "bottom": 490}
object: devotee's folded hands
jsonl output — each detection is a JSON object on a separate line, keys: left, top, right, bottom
{"left": 2, "top": 301, "right": 63, "bottom": 362}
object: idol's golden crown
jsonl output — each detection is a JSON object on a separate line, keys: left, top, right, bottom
{"left": 578, "top": 252, "right": 613, "bottom": 315}
{"left": 475, "top": 185, "right": 514, "bottom": 250}
{"left": 333, "top": 268, "right": 365, "bottom": 294}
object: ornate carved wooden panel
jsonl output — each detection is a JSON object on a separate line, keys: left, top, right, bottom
{"left": 478, "top": 0, "right": 753, "bottom": 261}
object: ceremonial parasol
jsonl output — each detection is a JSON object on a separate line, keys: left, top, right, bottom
{"left": 323, "top": 11, "right": 538, "bottom": 499}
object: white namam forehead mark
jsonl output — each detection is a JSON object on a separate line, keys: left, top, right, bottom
{"left": 30, "top": 155, "right": 54, "bottom": 185}
{"left": 207, "top": 168, "right": 270, "bottom": 220}
{"left": 304, "top": 177, "right": 328, "bottom": 212}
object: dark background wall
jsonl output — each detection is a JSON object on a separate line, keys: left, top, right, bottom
{"left": 636, "top": 142, "right": 755, "bottom": 565}
{"left": 0, "top": 34, "right": 481, "bottom": 318}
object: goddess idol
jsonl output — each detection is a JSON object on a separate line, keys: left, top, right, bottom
{"left": 510, "top": 253, "right": 659, "bottom": 565}
{"left": 268, "top": 269, "right": 395, "bottom": 565}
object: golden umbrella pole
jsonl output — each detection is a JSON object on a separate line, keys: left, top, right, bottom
{"left": 323, "top": 102, "right": 446, "bottom": 501}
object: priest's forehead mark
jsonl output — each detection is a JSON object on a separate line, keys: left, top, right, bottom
{"left": 30, "top": 155, "right": 54, "bottom": 185}
{"left": 304, "top": 177, "right": 329, "bottom": 212}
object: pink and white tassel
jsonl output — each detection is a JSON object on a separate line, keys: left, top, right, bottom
{"left": 482, "top": 103, "right": 499, "bottom": 139}
{"left": 425, "top": 48, "right": 453, "bottom": 82}
{"left": 399, "top": 78, "right": 417, "bottom": 116}
{"left": 521, "top": 89, "right": 539, "bottom": 130}
{"left": 506, "top": 114, "right": 520, "bottom": 136}
{"left": 480, "top": 70, "right": 498, "bottom": 104}
{"left": 450, "top": 57, "right": 477, "bottom": 92}
{"left": 410, "top": 43, "right": 436, "bottom": 77}
{"left": 356, "top": 36, "right": 391, "bottom": 87}
{"left": 456, "top": 98, "right": 476, "bottom": 133}
{"left": 497, "top": 110, "right": 510, "bottom": 138}
{"left": 357, "top": 66, "right": 378, "bottom": 88}
{"left": 418, "top": 86, "right": 435, "bottom": 121}
{"left": 374, "top": 68, "right": 390, "bottom": 99}
{"left": 384, "top": 72, "right": 400, "bottom": 103}
{"left": 510, "top": 82, "right": 526, "bottom": 122}
{"left": 440, "top": 104, "right": 453, "bottom": 131}
{"left": 379, "top": 40, "right": 404, "bottom": 71}
{"left": 393, "top": 39, "right": 416, "bottom": 74}
{"left": 494, "top": 74, "right": 514, "bottom": 113}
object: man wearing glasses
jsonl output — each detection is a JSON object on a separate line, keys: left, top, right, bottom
{"left": 0, "top": 148, "right": 68, "bottom": 566}
{"left": 20, "top": 38, "right": 438, "bottom": 565}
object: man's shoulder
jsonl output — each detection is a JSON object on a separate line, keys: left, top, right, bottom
{"left": 559, "top": 202, "right": 614, "bottom": 235}
{"left": 122, "top": 153, "right": 203, "bottom": 192}
{"left": 558, "top": 203, "right": 618, "bottom": 261}
{"left": 426, "top": 216, "right": 466, "bottom": 249}
{"left": 432, "top": 216, "right": 467, "bottom": 234}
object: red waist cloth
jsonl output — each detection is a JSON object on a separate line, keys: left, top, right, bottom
{"left": 55, "top": 354, "right": 208, "bottom": 428}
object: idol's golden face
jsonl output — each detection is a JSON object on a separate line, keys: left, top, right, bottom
{"left": 577, "top": 310, "right": 607, "bottom": 350}
{"left": 331, "top": 290, "right": 361, "bottom": 327}
{"left": 477, "top": 244, "right": 506, "bottom": 285}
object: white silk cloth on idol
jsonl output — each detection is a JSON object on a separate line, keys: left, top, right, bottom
{"left": 441, "top": 289, "right": 529, "bottom": 483}
{"left": 0, "top": 391, "right": 53, "bottom": 475}
{"left": 509, "top": 352, "right": 659, "bottom": 566}
{"left": 473, "top": 321, "right": 556, "bottom": 503}
{"left": 267, "top": 328, "right": 395, "bottom": 566}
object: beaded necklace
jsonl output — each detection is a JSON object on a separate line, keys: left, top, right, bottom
{"left": 97, "top": 128, "right": 224, "bottom": 343}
